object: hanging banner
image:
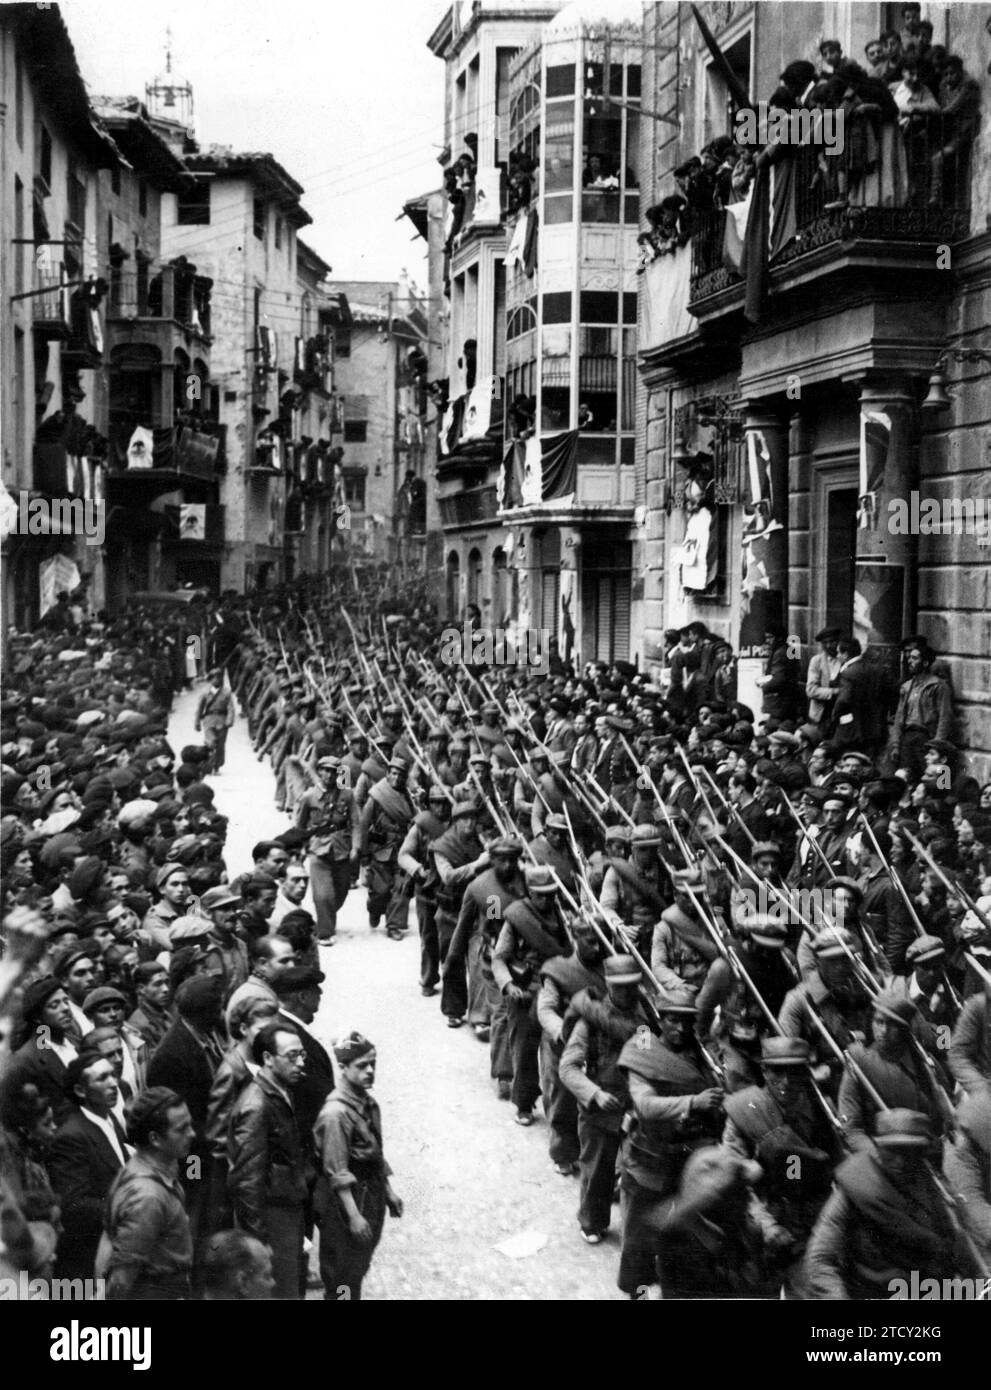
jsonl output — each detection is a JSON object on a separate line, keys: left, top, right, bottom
{"left": 178, "top": 504, "right": 206, "bottom": 541}
{"left": 126, "top": 425, "right": 155, "bottom": 469}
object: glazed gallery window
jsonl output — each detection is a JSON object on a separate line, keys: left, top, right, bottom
{"left": 177, "top": 181, "right": 211, "bottom": 225}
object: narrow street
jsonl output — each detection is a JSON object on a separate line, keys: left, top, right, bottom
{"left": 170, "top": 685, "right": 624, "bottom": 1301}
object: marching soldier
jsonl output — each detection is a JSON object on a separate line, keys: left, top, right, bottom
{"left": 778, "top": 928, "right": 873, "bottom": 1093}
{"left": 537, "top": 921, "right": 608, "bottom": 1173}
{"left": 492, "top": 864, "right": 572, "bottom": 1126}
{"left": 431, "top": 803, "right": 491, "bottom": 1028}
{"left": 358, "top": 757, "right": 415, "bottom": 933}
{"left": 194, "top": 668, "right": 235, "bottom": 774}
{"left": 396, "top": 785, "right": 452, "bottom": 994}
{"left": 600, "top": 824, "right": 668, "bottom": 963}
{"left": 295, "top": 755, "right": 360, "bottom": 942}
{"left": 651, "top": 865, "right": 721, "bottom": 1003}
{"left": 528, "top": 812, "right": 579, "bottom": 899}
{"left": 445, "top": 836, "right": 527, "bottom": 1095}
{"left": 560, "top": 953, "right": 647, "bottom": 1242}
{"left": 723, "top": 1036, "right": 842, "bottom": 1295}
{"left": 616, "top": 987, "right": 725, "bottom": 1296}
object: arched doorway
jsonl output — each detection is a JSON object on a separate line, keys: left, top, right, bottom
{"left": 467, "top": 546, "right": 483, "bottom": 609}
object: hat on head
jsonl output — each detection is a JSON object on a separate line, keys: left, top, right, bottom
{"left": 761, "top": 1036, "right": 811, "bottom": 1068}
{"left": 798, "top": 786, "right": 830, "bottom": 807}
{"left": 53, "top": 945, "right": 95, "bottom": 979}
{"left": 427, "top": 784, "right": 450, "bottom": 803}
{"left": 905, "top": 934, "right": 946, "bottom": 967}
{"left": 839, "top": 751, "right": 874, "bottom": 769}
{"left": 545, "top": 813, "right": 569, "bottom": 833}
{"left": 468, "top": 751, "right": 490, "bottom": 765}
{"left": 604, "top": 954, "right": 641, "bottom": 986}
{"left": 155, "top": 862, "right": 188, "bottom": 893}
{"left": 489, "top": 837, "right": 523, "bottom": 858}
{"left": 631, "top": 824, "right": 662, "bottom": 847}
{"left": 747, "top": 915, "right": 788, "bottom": 949}
{"left": 825, "top": 875, "right": 864, "bottom": 900}
{"left": 387, "top": 757, "right": 409, "bottom": 772}
{"left": 671, "top": 865, "right": 704, "bottom": 889}
{"left": 169, "top": 915, "right": 214, "bottom": 945}
{"left": 924, "top": 738, "right": 955, "bottom": 759}
{"left": 872, "top": 987, "right": 917, "bottom": 1029}
{"left": 82, "top": 985, "right": 127, "bottom": 1016}
{"left": 174, "top": 974, "right": 223, "bottom": 1020}
{"left": 656, "top": 987, "right": 698, "bottom": 1015}
{"left": 528, "top": 746, "right": 551, "bottom": 765}
{"left": 333, "top": 1030, "right": 375, "bottom": 1066}
{"left": 317, "top": 755, "right": 341, "bottom": 771}
{"left": 605, "top": 824, "right": 632, "bottom": 844}
{"left": 751, "top": 841, "right": 782, "bottom": 861}
{"left": 815, "top": 626, "right": 841, "bottom": 643}
{"left": 874, "top": 1109, "right": 933, "bottom": 1149}
{"left": 21, "top": 975, "right": 64, "bottom": 1021}
{"left": 812, "top": 926, "right": 861, "bottom": 959}
{"left": 822, "top": 790, "right": 852, "bottom": 809}
{"left": 524, "top": 864, "right": 558, "bottom": 894}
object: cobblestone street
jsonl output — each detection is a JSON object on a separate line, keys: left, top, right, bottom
{"left": 170, "top": 684, "right": 624, "bottom": 1301}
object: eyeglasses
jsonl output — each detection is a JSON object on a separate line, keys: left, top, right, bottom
{"left": 280, "top": 1049, "right": 306, "bottom": 1062}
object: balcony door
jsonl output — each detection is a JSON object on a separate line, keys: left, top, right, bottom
{"left": 813, "top": 466, "right": 858, "bottom": 638}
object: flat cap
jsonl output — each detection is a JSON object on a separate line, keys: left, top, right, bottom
{"left": 631, "top": 824, "right": 662, "bottom": 847}
{"left": 812, "top": 926, "right": 861, "bottom": 959}
{"left": 489, "top": 837, "right": 523, "bottom": 858}
{"left": 82, "top": 986, "right": 128, "bottom": 1016}
{"left": 905, "top": 934, "right": 946, "bottom": 966}
{"left": 155, "top": 862, "right": 188, "bottom": 892}
{"left": 656, "top": 987, "right": 698, "bottom": 1014}
{"left": 21, "top": 975, "right": 64, "bottom": 1020}
{"left": 524, "top": 864, "right": 558, "bottom": 893}
{"left": 169, "top": 915, "right": 214, "bottom": 944}
{"left": 874, "top": 1109, "right": 933, "bottom": 1148}
{"left": 604, "top": 954, "right": 641, "bottom": 985}
{"left": 761, "top": 1036, "right": 811, "bottom": 1067}
{"left": 751, "top": 840, "right": 782, "bottom": 860}
{"left": 872, "top": 987, "right": 917, "bottom": 1029}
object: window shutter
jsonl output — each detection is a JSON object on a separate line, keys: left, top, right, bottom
{"left": 541, "top": 568, "right": 559, "bottom": 634}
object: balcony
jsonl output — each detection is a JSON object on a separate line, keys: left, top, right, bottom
{"left": 439, "top": 484, "right": 498, "bottom": 528}
{"left": 32, "top": 266, "right": 72, "bottom": 340}
{"left": 107, "top": 264, "right": 212, "bottom": 345}
{"left": 689, "top": 114, "right": 972, "bottom": 317}
{"left": 107, "top": 422, "right": 224, "bottom": 484}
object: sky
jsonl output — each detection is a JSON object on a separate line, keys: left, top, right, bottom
{"left": 61, "top": 0, "right": 447, "bottom": 285}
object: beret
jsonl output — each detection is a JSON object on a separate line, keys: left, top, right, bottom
{"left": 82, "top": 986, "right": 127, "bottom": 1015}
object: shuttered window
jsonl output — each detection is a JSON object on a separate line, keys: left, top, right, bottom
{"left": 581, "top": 541, "right": 631, "bottom": 662}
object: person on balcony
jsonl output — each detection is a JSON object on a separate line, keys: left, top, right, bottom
{"left": 931, "top": 55, "right": 981, "bottom": 205}
{"left": 582, "top": 154, "right": 619, "bottom": 191}
{"left": 817, "top": 38, "right": 844, "bottom": 78}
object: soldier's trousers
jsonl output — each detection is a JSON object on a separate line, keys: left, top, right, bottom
{"left": 416, "top": 895, "right": 439, "bottom": 989}
{"left": 577, "top": 1117, "right": 622, "bottom": 1235}
{"left": 466, "top": 932, "right": 491, "bottom": 1026}
{"left": 384, "top": 879, "right": 413, "bottom": 935}
{"left": 438, "top": 908, "right": 468, "bottom": 1020}
{"left": 365, "top": 855, "right": 398, "bottom": 925}
{"left": 506, "top": 990, "right": 542, "bottom": 1113}
{"left": 309, "top": 855, "right": 352, "bottom": 939}
{"left": 540, "top": 1035, "right": 579, "bottom": 1165}
{"left": 202, "top": 723, "right": 229, "bottom": 772}
{"left": 618, "top": 1171, "right": 670, "bottom": 1296}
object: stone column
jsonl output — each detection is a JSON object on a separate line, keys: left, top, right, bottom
{"left": 738, "top": 407, "right": 789, "bottom": 718}
{"left": 853, "top": 378, "right": 917, "bottom": 673}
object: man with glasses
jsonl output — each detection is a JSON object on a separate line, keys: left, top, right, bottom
{"left": 228, "top": 1022, "right": 312, "bottom": 1300}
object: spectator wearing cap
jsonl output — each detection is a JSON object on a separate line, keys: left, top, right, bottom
{"left": 804, "top": 1109, "right": 957, "bottom": 1300}
{"left": 492, "top": 864, "right": 571, "bottom": 1124}
{"left": 889, "top": 935, "right": 957, "bottom": 1043}
{"left": 723, "top": 1037, "right": 842, "bottom": 1295}
{"left": 53, "top": 944, "right": 99, "bottom": 1045}
{"left": 766, "top": 730, "right": 809, "bottom": 795}
{"left": 887, "top": 640, "right": 955, "bottom": 779}
{"left": 560, "top": 955, "right": 648, "bottom": 1242}
{"left": 83, "top": 987, "right": 145, "bottom": 1096}
{"left": 143, "top": 864, "right": 193, "bottom": 953}
{"left": 127, "top": 962, "right": 173, "bottom": 1054}
{"left": 271, "top": 966, "right": 334, "bottom": 1141}
{"left": 48, "top": 1050, "right": 128, "bottom": 1282}
{"left": 312, "top": 1031, "right": 403, "bottom": 1301}
{"left": 4, "top": 977, "right": 79, "bottom": 1123}
{"left": 194, "top": 668, "right": 235, "bottom": 774}
{"left": 198, "top": 885, "right": 250, "bottom": 995}
{"left": 103, "top": 1087, "right": 195, "bottom": 1301}
{"left": 806, "top": 627, "right": 842, "bottom": 727}
{"left": 228, "top": 1021, "right": 312, "bottom": 1300}
{"left": 146, "top": 974, "right": 226, "bottom": 1238}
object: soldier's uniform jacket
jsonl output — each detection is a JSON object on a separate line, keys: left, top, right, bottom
{"left": 429, "top": 824, "right": 486, "bottom": 918}
{"left": 527, "top": 834, "right": 577, "bottom": 898}
{"left": 195, "top": 684, "right": 234, "bottom": 730}
{"left": 537, "top": 954, "right": 605, "bottom": 1045}
{"left": 837, "top": 1041, "right": 949, "bottom": 1152}
{"left": 354, "top": 754, "right": 390, "bottom": 811}
{"left": 651, "top": 901, "right": 719, "bottom": 994}
{"left": 560, "top": 991, "right": 644, "bottom": 1133}
{"left": 492, "top": 898, "right": 570, "bottom": 996}
{"left": 397, "top": 810, "right": 448, "bottom": 901}
{"left": 359, "top": 781, "right": 414, "bottom": 862}
{"left": 777, "top": 972, "right": 873, "bottom": 1081}
{"left": 600, "top": 856, "right": 667, "bottom": 960}
{"left": 446, "top": 865, "right": 526, "bottom": 966}
{"left": 618, "top": 1031, "right": 723, "bottom": 1192}
{"left": 296, "top": 784, "right": 359, "bottom": 862}
{"left": 723, "top": 1085, "right": 838, "bottom": 1236}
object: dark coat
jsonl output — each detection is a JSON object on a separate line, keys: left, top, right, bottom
{"left": 146, "top": 1019, "right": 217, "bottom": 1140}
{"left": 48, "top": 1107, "right": 127, "bottom": 1281}
{"left": 276, "top": 1010, "right": 335, "bottom": 1144}
{"left": 228, "top": 1073, "right": 311, "bottom": 1242}
{"left": 4, "top": 1035, "right": 75, "bottom": 1124}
